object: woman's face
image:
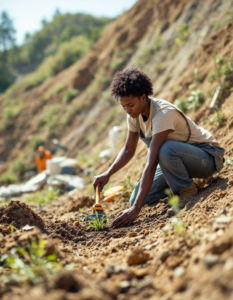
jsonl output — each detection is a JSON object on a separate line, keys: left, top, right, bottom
{"left": 119, "top": 94, "right": 147, "bottom": 118}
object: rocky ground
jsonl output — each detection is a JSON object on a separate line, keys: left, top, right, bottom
{"left": 0, "top": 161, "right": 233, "bottom": 300}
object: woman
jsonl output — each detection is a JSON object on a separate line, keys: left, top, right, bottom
{"left": 93, "top": 68, "right": 224, "bottom": 227}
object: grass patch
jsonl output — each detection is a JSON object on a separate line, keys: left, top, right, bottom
{"left": 26, "top": 188, "right": 60, "bottom": 206}
{"left": 175, "top": 23, "right": 189, "bottom": 46}
{"left": 39, "top": 104, "right": 61, "bottom": 137}
{"left": 62, "top": 88, "right": 79, "bottom": 103}
{"left": 29, "top": 135, "right": 46, "bottom": 151}
{"left": 87, "top": 211, "right": 109, "bottom": 230}
{"left": 1, "top": 172, "right": 17, "bottom": 184}
{"left": 174, "top": 90, "right": 204, "bottom": 113}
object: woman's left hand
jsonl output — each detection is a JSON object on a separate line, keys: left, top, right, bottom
{"left": 111, "top": 206, "right": 140, "bottom": 227}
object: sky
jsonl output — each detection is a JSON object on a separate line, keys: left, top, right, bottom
{"left": 0, "top": 0, "right": 138, "bottom": 45}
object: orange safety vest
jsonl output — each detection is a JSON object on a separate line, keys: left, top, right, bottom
{"left": 35, "top": 151, "right": 52, "bottom": 173}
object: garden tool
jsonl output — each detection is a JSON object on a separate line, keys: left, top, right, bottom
{"left": 85, "top": 184, "right": 106, "bottom": 221}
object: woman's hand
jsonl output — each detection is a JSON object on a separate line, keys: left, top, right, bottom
{"left": 111, "top": 206, "right": 140, "bottom": 227}
{"left": 93, "top": 172, "right": 110, "bottom": 191}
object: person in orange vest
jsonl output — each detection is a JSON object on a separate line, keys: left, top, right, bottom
{"left": 35, "top": 146, "right": 52, "bottom": 174}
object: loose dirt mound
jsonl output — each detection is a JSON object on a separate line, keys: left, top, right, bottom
{"left": 67, "top": 196, "right": 94, "bottom": 212}
{"left": 0, "top": 201, "right": 44, "bottom": 228}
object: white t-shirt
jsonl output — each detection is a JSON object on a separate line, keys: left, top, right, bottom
{"left": 127, "top": 98, "right": 218, "bottom": 145}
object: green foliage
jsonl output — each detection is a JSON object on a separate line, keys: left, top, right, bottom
{"left": 174, "top": 97, "right": 188, "bottom": 113}
{"left": 208, "top": 55, "right": 233, "bottom": 90}
{"left": 194, "top": 68, "right": 202, "bottom": 82}
{"left": 206, "top": 109, "right": 225, "bottom": 126}
{"left": 8, "top": 13, "right": 112, "bottom": 71}
{"left": 0, "top": 104, "right": 24, "bottom": 130}
{"left": 77, "top": 152, "right": 99, "bottom": 169}
{"left": 0, "top": 239, "right": 62, "bottom": 285}
{"left": 87, "top": 210, "right": 109, "bottom": 230}
{"left": 135, "top": 37, "right": 162, "bottom": 66}
{"left": 166, "top": 189, "right": 180, "bottom": 215}
{"left": 175, "top": 23, "right": 189, "bottom": 46}
{"left": 110, "top": 48, "right": 131, "bottom": 71}
{"left": 187, "top": 90, "right": 204, "bottom": 110}
{"left": 171, "top": 217, "right": 186, "bottom": 236}
{"left": 174, "top": 90, "right": 204, "bottom": 113}
{"left": 39, "top": 104, "right": 60, "bottom": 136}
{"left": 27, "top": 188, "right": 60, "bottom": 206}
{"left": 11, "top": 158, "right": 27, "bottom": 176}
{"left": 62, "top": 88, "right": 79, "bottom": 103}
{"left": 29, "top": 135, "right": 46, "bottom": 151}
{"left": 1, "top": 171, "right": 17, "bottom": 184}
{"left": 120, "top": 175, "right": 136, "bottom": 200}
{"left": 44, "top": 83, "right": 64, "bottom": 101}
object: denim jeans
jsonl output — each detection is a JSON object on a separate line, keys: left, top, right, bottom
{"left": 129, "top": 141, "right": 217, "bottom": 206}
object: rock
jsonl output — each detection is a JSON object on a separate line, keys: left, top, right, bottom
{"left": 119, "top": 281, "right": 130, "bottom": 289}
{"left": 203, "top": 255, "right": 219, "bottom": 268}
{"left": 134, "top": 228, "right": 141, "bottom": 233}
{"left": 143, "top": 241, "right": 159, "bottom": 250}
{"left": 166, "top": 256, "right": 183, "bottom": 269}
{"left": 173, "top": 267, "right": 185, "bottom": 278}
{"left": 135, "top": 268, "right": 150, "bottom": 278}
{"left": 1, "top": 224, "right": 10, "bottom": 234}
{"left": 86, "top": 241, "right": 92, "bottom": 246}
{"left": 128, "top": 232, "right": 137, "bottom": 237}
{"left": 73, "top": 236, "right": 84, "bottom": 242}
{"left": 104, "top": 263, "right": 127, "bottom": 275}
{"left": 218, "top": 208, "right": 227, "bottom": 215}
{"left": 144, "top": 230, "right": 150, "bottom": 236}
{"left": 159, "top": 223, "right": 166, "bottom": 228}
{"left": 158, "top": 249, "right": 171, "bottom": 262}
{"left": 22, "top": 224, "right": 34, "bottom": 231}
{"left": 126, "top": 248, "right": 150, "bottom": 266}
{"left": 74, "top": 221, "right": 82, "bottom": 227}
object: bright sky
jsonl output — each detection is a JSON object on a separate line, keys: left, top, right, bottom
{"left": 0, "top": 0, "right": 138, "bottom": 45}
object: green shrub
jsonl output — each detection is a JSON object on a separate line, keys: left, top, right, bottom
{"left": 62, "top": 88, "right": 79, "bottom": 103}
{"left": 175, "top": 23, "right": 189, "bottom": 46}
{"left": 194, "top": 68, "right": 202, "bottom": 82}
{"left": 43, "top": 83, "right": 64, "bottom": 101}
{"left": 187, "top": 90, "right": 204, "bottom": 110}
{"left": 1, "top": 104, "right": 24, "bottom": 129}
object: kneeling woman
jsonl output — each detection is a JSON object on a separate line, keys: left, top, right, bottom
{"left": 93, "top": 68, "right": 224, "bottom": 227}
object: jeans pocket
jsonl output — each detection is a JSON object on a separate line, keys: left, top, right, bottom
{"left": 198, "top": 156, "right": 216, "bottom": 178}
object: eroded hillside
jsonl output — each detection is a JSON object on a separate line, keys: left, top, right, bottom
{"left": 0, "top": 1, "right": 233, "bottom": 299}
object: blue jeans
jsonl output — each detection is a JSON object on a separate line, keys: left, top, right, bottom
{"left": 129, "top": 141, "right": 217, "bottom": 206}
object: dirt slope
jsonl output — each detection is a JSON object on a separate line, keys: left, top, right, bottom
{"left": 0, "top": 0, "right": 233, "bottom": 299}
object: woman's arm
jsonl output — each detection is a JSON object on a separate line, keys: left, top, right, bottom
{"left": 93, "top": 130, "right": 139, "bottom": 191}
{"left": 111, "top": 130, "right": 169, "bottom": 227}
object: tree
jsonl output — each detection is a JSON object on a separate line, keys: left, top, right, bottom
{"left": 0, "top": 11, "right": 16, "bottom": 52}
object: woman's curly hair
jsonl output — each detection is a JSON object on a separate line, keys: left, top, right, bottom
{"left": 110, "top": 68, "right": 153, "bottom": 100}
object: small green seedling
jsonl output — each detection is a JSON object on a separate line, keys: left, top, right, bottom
{"left": 205, "top": 203, "right": 208, "bottom": 210}
{"left": 0, "top": 239, "right": 62, "bottom": 285}
{"left": 10, "top": 226, "right": 14, "bottom": 234}
{"left": 79, "top": 208, "right": 84, "bottom": 213}
{"left": 87, "top": 211, "right": 109, "bottom": 231}
{"left": 171, "top": 217, "right": 186, "bottom": 237}
{"left": 166, "top": 189, "right": 180, "bottom": 215}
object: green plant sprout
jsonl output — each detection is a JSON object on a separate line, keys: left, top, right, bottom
{"left": 171, "top": 217, "right": 186, "bottom": 237}
{"left": 27, "top": 188, "right": 59, "bottom": 206}
{"left": 208, "top": 55, "right": 233, "bottom": 90}
{"left": 206, "top": 109, "right": 225, "bottom": 126}
{"left": 0, "top": 239, "right": 62, "bottom": 285}
{"left": 120, "top": 175, "right": 136, "bottom": 201}
{"left": 79, "top": 208, "right": 84, "bottom": 213}
{"left": 87, "top": 211, "right": 109, "bottom": 231}
{"left": 166, "top": 189, "right": 180, "bottom": 215}
{"left": 187, "top": 90, "right": 204, "bottom": 110}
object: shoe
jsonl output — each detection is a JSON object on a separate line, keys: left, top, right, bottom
{"left": 167, "top": 182, "right": 198, "bottom": 216}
